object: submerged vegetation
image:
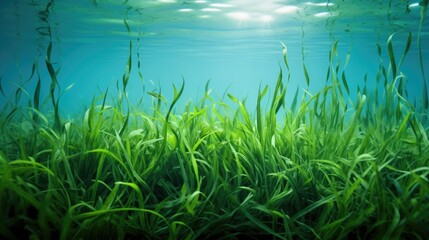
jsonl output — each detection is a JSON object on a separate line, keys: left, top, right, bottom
{"left": 1, "top": 29, "right": 429, "bottom": 239}
{"left": 1, "top": 1, "right": 429, "bottom": 237}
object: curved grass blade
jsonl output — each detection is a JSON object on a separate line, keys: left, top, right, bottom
{"left": 118, "top": 107, "right": 129, "bottom": 136}
{"left": 240, "top": 207, "right": 285, "bottom": 239}
{"left": 280, "top": 41, "right": 289, "bottom": 71}
{"left": 303, "top": 63, "right": 310, "bottom": 87}
{"left": 387, "top": 33, "right": 397, "bottom": 79}
{"left": 397, "top": 32, "right": 412, "bottom": 69}
{"left": 124, "top": 19, "right": 130, "bottom": 33}
{"left": 341, "top": 71, "right": 349, "bottom": 95}
{"left": 33, "top": 76, "right": 41, "bottom": 110}
{"left": 1, "top": 108, "right": 18, "bottom": 130}
{"left": 24, "top": 60, "right": 38, "bottom": 84}
{"left": 291, "top": 86, "right": 299, "bottom": 113}
{"left": 270, "top": 67, "right": 285, "bottom": 115}
{"left": 166, "top": 78, "right": 185, "bottom": 122}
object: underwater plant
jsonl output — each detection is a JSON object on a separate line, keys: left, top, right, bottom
{"left": 0, "top": 22, "right": 429, "bottom": 240}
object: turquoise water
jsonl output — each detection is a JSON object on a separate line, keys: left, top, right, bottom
{"left": 0, "top": 0, "right": 428, "bottom": 115}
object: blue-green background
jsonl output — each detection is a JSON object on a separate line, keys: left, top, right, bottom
{"left": 1, "top": 0, "right": 428, "bottom": 116}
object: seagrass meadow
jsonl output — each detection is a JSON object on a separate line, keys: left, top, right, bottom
{"left": 1, "top": 0, "right": 429, "bottom": 239}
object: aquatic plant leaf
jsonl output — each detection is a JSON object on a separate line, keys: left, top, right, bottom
{"left": 241, "top": 208, "right": 284, "bottom": 239}
{"left": 2, "top": 108, "right": 18, "bottom": 130}
{"left": 101, "top": 184, "right": 120, "bottom": 210}
{"left": 46, "top": 61, "right": 58, "bottom": 96}
{"left": 387, "top": 33, "right": 397, "bottom": 78}
{"left": 344, "top": 51, "right": 351, "bottom": 69}
{"left": 256, "top": 84, "right": 268, "bottom": 138}
{"left": 417, "top": 0, "right": 429, "bottom": 110}
{"left": 376, "top": 43, "right": 382, "bottom": 57}
{"left": 341, "top": 94, "right": 366, "bottom": 155}
{"left": 363, "top": 74, "right": 368, "bottom": 96}
{"left": 124, "top": 19, "right": 130, "bottom": 33}
{"left": 335, "top": 62, "right": 340, "bottom": 75}
{"left": 398, "top": 32, "right": 412, "bottom": 68}
{"left": 204, "top": 79, "right": 211, "bottom": 95}
{"left": 9, "top": 159, "right": 55, "bottom": 176}
{"left": 303, "top": 63, "right": 310, "bottom": 86}
{"left": 5, "top": 180, "right": 43, "bottom": 213}
{"left": 280, "top": 41, "right": 289, "bottom": 70}
{"left": 382, "top": 66, "right": 387, "bottom": 83}
{"left": 166, "top": 78, "right": 185, "bottom": 121}
{"left": 74, "top": 208, "right": 168, "bottom": 225}
{"left": 227, "top": 93, "right": 239, "bottom": 103}
{"left": 86, "top": 148, "right": 127, "bottom": 170}
{"left": 234, "top": 98, "right": 252, "bottom": 128}
{"left": 53, "top": 100, "right": 62, "bottom": 133}
{"left": 118, "top": 108, "right": 129, "bottom": 136}
{"left": 32, "top": 76, "right": 42, "bottom": 124}
{"left": 115, "top": 131, "right": 146, "bottom": 185}
{"left": 270, "top": 67, "right": 285, "bottom": 115}
{"left": 395, "top": 112, "right": 412, "bottom": 141}
{"left": 341, "top": 71, "right": 349, "bottom": 95}
{"left": 0, "top": 75, "right": 4, "bottom": 97}
{"left": 14, "top": 86, "right": 22, "bottom": 105}
{"left": 424, "top": 81, "right": 429, "bottom": 110}
{"left": 64, "top": 82, "right": 75, "bottom": 92}
{"left": 291, "top": 87, "right": 299, "bottom": 113}
{"left": 47, "top": 41, "right": 52, "bottom": 61}
{"left": 101, "top": 87, "right": 109, "bottom": 111}
{"left": 25, "top": 61, "right": 38, "bottom": 84}
{"left": 147, "top": 91, "right": 166, "bottom": 101}
{"left": 417, "top": 2, "right": 428, "bottom": 109}
{"left": 331, "top": 40, "right": 338, "bottom": 62}
{"left": 33, "top": 76, "right": 41, "bottom": 110}
{"left": 122, "top": 40, "right": 132, "bottom": 92}
{"left": 294, "top": 194, "right": 336, "bottom": 219}
{"left": 28, "top": 107, "right": 49, "bottom": 126}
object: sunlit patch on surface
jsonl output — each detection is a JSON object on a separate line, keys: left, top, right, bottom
{"left": 178, "top": 8, "right": 194, "bottom": 12}
{"left": 274, "top": 5, "right": 300, "bottom": 14}
{"left": 227, "top": 11, "right": 250, "bottom": 21}
{"left": 260, "top": 15, "right": 274, "bottom": 24}
{"left": 157, "top": 0, "right": 176, "bottom": 3}
{"left": 305, "top": 2, "right": 334, "bottom": 7}
{"left": 314, "top": 12, "right": 331, "bottom": 17}
{"left": 210, "top": 3, "right": 233, "bottom": 8}
{"left": 194, "top": 0, "right": 207, "bottom": 3}
{"left": 201, "top": 8, "right": 221, "bottom": 12}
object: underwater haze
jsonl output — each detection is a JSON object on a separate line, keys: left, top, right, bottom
{"left": 1, "top": 0, "right": 428, "bottom": 113}
{"left": 1, "top": 0, "right": 429, "bottom": 239}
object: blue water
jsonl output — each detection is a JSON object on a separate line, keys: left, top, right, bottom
{"left": 0, "top": 0, "right": 428, "bottom": 116}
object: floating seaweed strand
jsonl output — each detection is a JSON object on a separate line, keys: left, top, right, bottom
{"left": 39, "top": 0, "right": 63, "bottom": 134}
{"left": 418, "top": 0, "right": 428, "bottom": 111}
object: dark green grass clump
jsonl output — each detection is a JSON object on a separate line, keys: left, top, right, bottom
{"left": 1, "top": 37, "right": 429, "bottom": 240}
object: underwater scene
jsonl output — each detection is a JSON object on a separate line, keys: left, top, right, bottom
{"left": 1, "top": 0, "right": 429, "bottom": 239}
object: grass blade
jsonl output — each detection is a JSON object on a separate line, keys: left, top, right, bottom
{"left": 387, "top": 33, "right": 397, "bottom": 78}
{"left": 303, "top": 63, "right": 310, "bottom": 87}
